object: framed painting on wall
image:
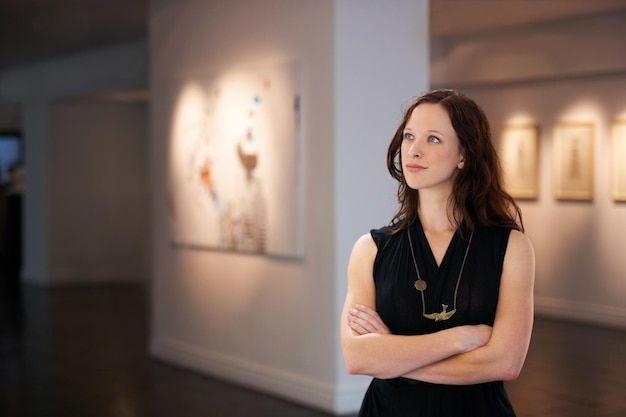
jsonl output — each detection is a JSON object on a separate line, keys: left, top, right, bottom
{"left": 166, "top": 61, "right": 304, "bottom": 259}
{"left": 552, "top": 121, "right": 594, "bottom": 201}
{"left": 498, "top": 123, "right": 539, "bottom": 200}
{"left": 611, "top": 119, "right": 626, "bottom": 202}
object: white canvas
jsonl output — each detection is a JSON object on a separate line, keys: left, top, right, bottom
{"left": 167, "top": 61, "right": 303, "bottom": 258}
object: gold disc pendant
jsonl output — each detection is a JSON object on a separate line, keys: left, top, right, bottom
{"left": 414, "top": 279, "right": 427, "bottom": 292}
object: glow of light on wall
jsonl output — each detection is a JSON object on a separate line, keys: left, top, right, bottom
{"left": 557, "top": 98, "right": 604, "bottom": 122}
{"left": 504, "top": 112, "right": 535, "bottom": 125}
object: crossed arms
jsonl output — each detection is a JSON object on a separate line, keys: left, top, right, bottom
{"left": 340, "top": 230, "right": 535, "bottom": 385}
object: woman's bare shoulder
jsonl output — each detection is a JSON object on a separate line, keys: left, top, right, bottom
{"left": 507, "top": 229, "right": 534, "bottom": 258}
{"left": 354, "top": 232, "right": 376, "bottom": 250}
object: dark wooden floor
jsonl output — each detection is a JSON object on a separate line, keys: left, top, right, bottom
{"left": 1, "top": 278, "right": 625, "bottom": 417}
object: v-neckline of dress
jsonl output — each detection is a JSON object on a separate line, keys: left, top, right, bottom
{"left": 413, "top": 216, "right": 460, "bottom": 272}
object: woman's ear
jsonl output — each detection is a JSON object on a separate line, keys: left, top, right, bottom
{"left": 457, "top": 156, "right": 465, "bottom": 169}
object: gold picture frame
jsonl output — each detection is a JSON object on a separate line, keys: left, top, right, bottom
{"left": 611, "top": 120, "right": 626, "bottom": 202}
{"left": 553, "top": 122, "right": 594, "bottom": 201}
{"left": 499, "top": 123, "right": 539, "bottom": 200}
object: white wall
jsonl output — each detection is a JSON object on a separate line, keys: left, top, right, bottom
{"left": 432, "top": 12, "right": 626, "bottom": 328}
{"left": 48, "top": 99, "right": 149, "bottom": 284}
{"left": 149, "top": 0, "right": 428, "bottom": 414}
{"left": 0, "top": 40, "right": 148, "bottom": 285}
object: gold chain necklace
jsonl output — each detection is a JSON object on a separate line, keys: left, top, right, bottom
{"left": 407, "top": 227, "right": 474, "bottom": 322}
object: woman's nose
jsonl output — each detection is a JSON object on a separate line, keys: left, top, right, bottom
{"left": 407, "top": 142, "right": 421, "bottom": 158}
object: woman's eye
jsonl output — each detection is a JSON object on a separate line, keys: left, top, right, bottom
{"left": 428, "top": 135, "right": 441, "bottom": 143}
{"left": 404, "top": 132, "right": 414, "bottom": 140}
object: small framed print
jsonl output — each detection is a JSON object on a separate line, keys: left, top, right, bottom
{"left": 553, "top": 122, "right": 594, "bottom": 201}
{"left": 499, "top": 123, "right": 539, "bottom": 200}
{"left": 611, "top": 120, "right": 626, "bottom": 201}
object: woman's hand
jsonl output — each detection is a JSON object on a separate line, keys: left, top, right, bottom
{"left": 347, "top": 304, "right": 390, "bottom": 335}
{"left": 458, "top": 324, "right": 492, "bottom": 352}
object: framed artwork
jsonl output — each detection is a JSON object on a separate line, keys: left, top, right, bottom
{"left": 611, "top": 120, "right": 626, "bottom": 202}
{"left": 166, "top": 61, "right": 304, "bottom": 258}
{"left": 553, "top": 122, "right": 594, "bottom": 201}
{"left": 498, "top": 123, "right": 539, "bottom": 199}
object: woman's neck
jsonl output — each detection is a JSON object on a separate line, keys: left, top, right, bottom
{"left": 417, "top": 190, "right": 456, "bottom": 233}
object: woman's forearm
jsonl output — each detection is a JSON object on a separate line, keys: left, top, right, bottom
{"left": 342, "top": 324, "right": 491, "bottom": 379}
{"left": 401, "top": 341, "right": 525, "bottom": 384}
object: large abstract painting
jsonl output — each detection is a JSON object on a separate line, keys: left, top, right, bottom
{"left": 167, "top": 61, "right": 303, "bottom": 258}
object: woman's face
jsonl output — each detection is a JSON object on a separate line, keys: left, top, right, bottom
{"left": 401, "top": 103, "right": 465, "bottom": 193}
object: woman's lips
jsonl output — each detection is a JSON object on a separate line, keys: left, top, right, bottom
{"left": 405, "top": 163, "right": 426, "bottom": 172}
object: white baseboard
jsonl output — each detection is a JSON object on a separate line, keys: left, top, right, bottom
{"left": 150, "top": 337, "right": 368, "bottom": 415}
{"left": 535, "top": 296, "right": 626, "bottom": 329}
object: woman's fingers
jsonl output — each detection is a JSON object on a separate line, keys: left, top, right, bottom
{"left": 348, "top": 305, "right": 390, "bottom": 334}
{"left": 348, "top": 309, "right": 376, "bottom": 334}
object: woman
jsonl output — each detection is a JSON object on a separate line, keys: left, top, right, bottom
{"left": 340, "top": 89, "right": 535, "bottom": 416}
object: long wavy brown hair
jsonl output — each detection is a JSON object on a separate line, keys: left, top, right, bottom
{"left": 386, "top": 89, "right": 523, "bottom": 233}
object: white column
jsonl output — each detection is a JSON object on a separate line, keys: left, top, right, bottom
{"left": 333, "top": 0, "right": 430, "bottom": 413}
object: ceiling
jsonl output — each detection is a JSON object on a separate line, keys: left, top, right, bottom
{"left": 429, "top": 0, "right": 626, "bottom": 37}
{"left": 0, "top": 0, "right": 148, "bottom": 71}
{"left": 2, "top": 0, "right": 626, "bottom": 72}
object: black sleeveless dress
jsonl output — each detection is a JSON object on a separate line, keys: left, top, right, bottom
{"left": 358, "top": 218, "right": 516, "bottom": 417}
